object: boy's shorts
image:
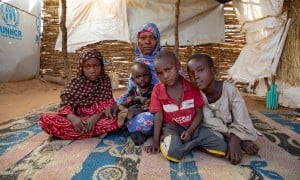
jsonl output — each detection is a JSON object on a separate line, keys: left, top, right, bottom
{"left": 160, "top": 123, "right": 227, "bottom": 162}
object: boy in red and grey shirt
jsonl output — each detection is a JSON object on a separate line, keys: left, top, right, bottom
{"left": 144, "top": 51, "right": 227, "bottom": 162}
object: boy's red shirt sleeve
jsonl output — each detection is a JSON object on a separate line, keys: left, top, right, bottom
{"left": 149, "top": 84, "right": 162, "bottom": 113}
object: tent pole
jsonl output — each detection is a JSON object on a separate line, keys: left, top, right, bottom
{"left": 174, "top": 0, "right": 180, "bottom": 56}
{"left": 60, "top": 0, "right": 71, "bottom": 80}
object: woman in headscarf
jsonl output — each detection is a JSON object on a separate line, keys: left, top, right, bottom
{"left": 116, "top": 22, "right": 161, "bottom": 104}
{"left": 39, "top": 48, "right": 124, "bottom": 140}
{"left": 128, "top": 22, "right": 161, "bottom": 89}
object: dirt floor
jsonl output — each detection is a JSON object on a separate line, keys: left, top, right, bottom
{"left": 0, "top": 78, "right": 126, "bottom": 124}
{"left": 0, "top": 79, "right": 60, "bottom": 123}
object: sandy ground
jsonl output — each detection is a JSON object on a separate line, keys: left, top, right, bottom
{"left": 0, "top": 78, "right": 126, "bottom": 124}
{"left": 0, "top": 79, "right": 62, "bottom": 123}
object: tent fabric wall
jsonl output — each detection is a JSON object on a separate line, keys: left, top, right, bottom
{"left": 55, "top": 0, "right": 130, "bottom": 52}
{"left": 126, "top": 0, "right": 225, "bottom": 46}
{"left": 1, "top": 0, "right": 41, "bottom": 17}
{"left": 232, "top": 0, "right": 283, "bottom": 24}
{"left": 0, "top": 1, "right": 41, "bottom": 82}
{"left": 55, "top": 0, "right": 225, "bottom": 52}
{"left": 228, "top": 0, "right": 286, "bottom": 83}
{"left": 228, "top": 0, "right": 300, "bottom": 108}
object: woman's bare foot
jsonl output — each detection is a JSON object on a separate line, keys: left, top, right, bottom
{"left": 117, "top": 109, "right": 128, "bottom": 127}
{"left": 241, "top": 140, "right": 259, "bottom": 155}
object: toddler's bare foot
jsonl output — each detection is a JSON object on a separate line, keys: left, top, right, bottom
{"left": 127, "top": 109, "right": 144, "bottom": 119}
{"left": 117, "top": 109, "right": 128, "bottom": 127}
{"left": 241, "top": 140, "right": 259, "bottom": 155}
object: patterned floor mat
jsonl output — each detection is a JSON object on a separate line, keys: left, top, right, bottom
{"left": 1, "top": 106, "right": 300, "bottom": 180}
{"left": 260, "top": 111, "right": 300, "bottom": 134}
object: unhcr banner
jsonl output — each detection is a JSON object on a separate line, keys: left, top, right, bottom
{"left": 0, "top": 1, "right": 41, "bottom": 82}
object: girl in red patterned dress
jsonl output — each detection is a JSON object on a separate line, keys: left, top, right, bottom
{"left": 39, "top": 48, "right": 124, "bottom": 139}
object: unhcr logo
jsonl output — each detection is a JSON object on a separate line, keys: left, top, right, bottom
{"left": 0, "top": 3, "right": 22, "bottom": 40}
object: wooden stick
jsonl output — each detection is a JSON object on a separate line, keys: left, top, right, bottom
{"left": 174, "top": 0, "right": 180, "bottom": 56}
{"left": 60, "top": 0, "right": 71, "bottom": 80}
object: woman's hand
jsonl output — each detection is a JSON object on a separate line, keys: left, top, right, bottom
{"left": 67, "top": 114, "right": 86, "bottom": 133}
{"left": 180, "top": 130, "right": 191, "bottom": 143}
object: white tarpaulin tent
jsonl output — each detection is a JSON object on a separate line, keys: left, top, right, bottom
{"left": 228, "top": 0, "right": 287, "bottom": 83}
{"left": 0, "top": 0, "right": 41, "bottom": 82}
{"left": 127, "top": 0, "right": 225, "bottom": 46}
{"left": 55, "top": 0, "right": 130, "bottom": 52}
{"left": 228, "top": 0, "right": 299, "bottom": 108}
{"left": 55, "top": 0, "right": 225, "bottom": 52}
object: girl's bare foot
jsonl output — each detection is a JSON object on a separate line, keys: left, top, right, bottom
{"left": 99, "top": 133, "right": 107, "bottom": 139}
{"left": 241, "top": 140, "right": 259, "bottom": 155}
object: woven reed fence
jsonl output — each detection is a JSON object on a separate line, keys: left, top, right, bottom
{"left": 41, "top": 1, "right": 298, "bottom": 87}
{"left": 278, "top": 0, "right": 300, "bottom": 86}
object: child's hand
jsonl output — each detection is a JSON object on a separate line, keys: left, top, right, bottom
{"left": 144, "top": 145, "right": 160, "bottom": 153}
{"left": 84, "top": 115, "right": 98, "bottom": 133}
{"left": 105, "top": 104, "right": 118, "bottom": 119}
{"left": 68, "top": 114, "right": 86, "bottom": 133}
{"left": 142, "top": 105, "right": 149, "bottom": 111}
{"left": 139, "top": 96, "right": 147, "bottom": 104}
{"left": 180, "top": 131, "right": 191, "bottom": 143}
{"left": 141, "top": 99, "right": 151, "bottom": 110}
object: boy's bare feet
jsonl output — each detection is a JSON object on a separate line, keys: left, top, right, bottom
{"left": 117, "top": 109, "right": 128, "bottom": 127}
{"left": 241, "top": 140, "right": 259, "bottom": 155}
{"left": 226, "top": 135, "right": 242, "bottom": 165}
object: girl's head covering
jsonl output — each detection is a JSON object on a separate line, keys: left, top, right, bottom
{"left": 135, "top": 23, "right": 161, "bottom": 59}
{"left": 78, "top": 48, "right": 104, "bottom": 75}
{"left": 60, "top": 48, "right": 112, "bottom": 108}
